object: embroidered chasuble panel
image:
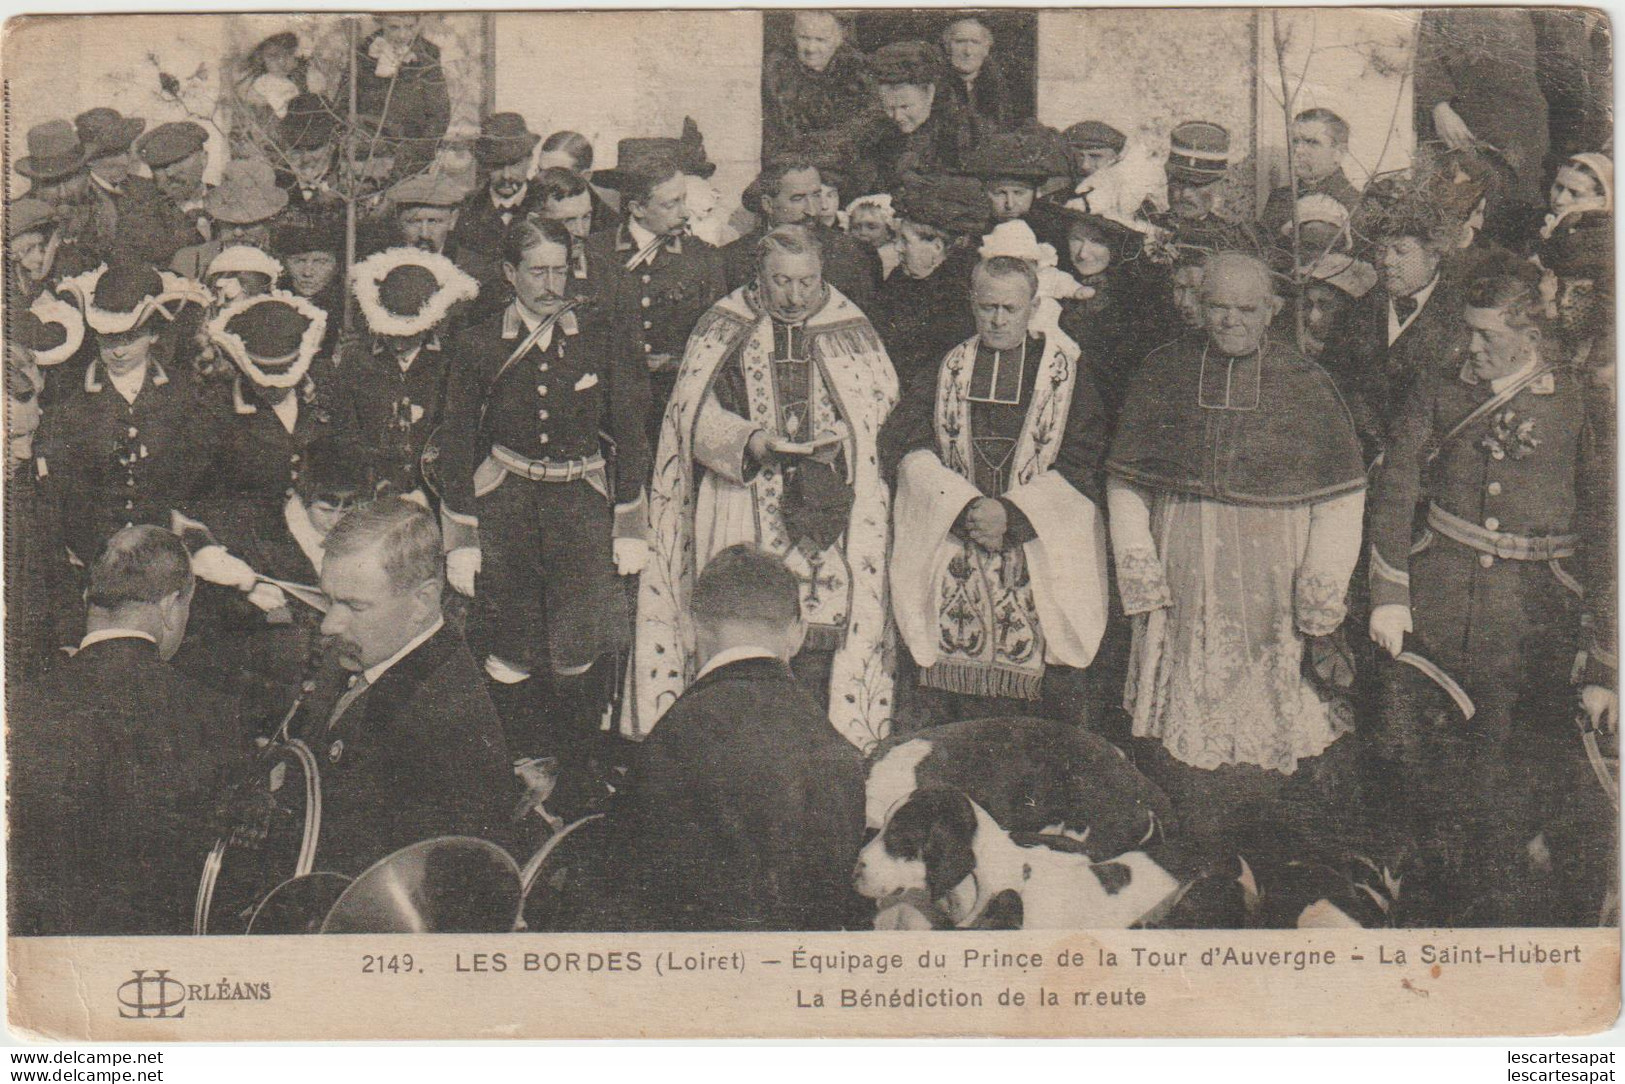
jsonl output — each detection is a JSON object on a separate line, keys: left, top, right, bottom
{"left": 922, "top": 334, "right": 1073, "bottom": 699}
{"left": 719, "top": 320, "right": 856, "bottom": 649}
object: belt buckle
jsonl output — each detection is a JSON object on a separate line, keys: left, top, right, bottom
{"left": 1493, "top": 535, "right": 1522, "bottom": 560}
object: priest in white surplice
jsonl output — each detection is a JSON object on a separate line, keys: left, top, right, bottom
{"left": 625, "top": 224, "right": 899, "bottom": 752}
{"left": 880, "top": 254, "right": 1111, "bottom": 727}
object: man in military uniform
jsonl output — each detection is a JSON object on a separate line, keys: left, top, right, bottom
{"left": 722, "top": 155, "right": 880, "bottom": 310}
{"left": 536, "top": 167, "right": 609, "bottom": 290}
{"left": 537, "top": 130, "right": 622, "bottom": 236}
{"left": 449, "top": 112, "right": 543, "bottom": 262}
{"left": 335, "top": 247, "right": 480, "bottom": 496}
{"left": 39, "top": 262, "right": 214, "bottom": 568}
{"left": 133, "top": 120, "right": 215, "bottom": 263}
{"left": 761, "top": 10, "right": 877, "bottom": 160}
{"left": 1141, "top": 121, "right": 1260, "bottom": 260}
{"left": 589, "top": 145, "right": 727, "bottom": 444}
{"left": 1367, "top": 273, "right": 1609, "bottom": 923}
{"left": 436, "top": 216, "right": 651, "bottom": 808}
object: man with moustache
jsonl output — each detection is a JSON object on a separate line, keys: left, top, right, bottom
{"left": 722, "top": 156, "right": 880, "bottom": 309}
{"left": 133, "top": 121, "right": 215, "bottom": 263}
{"left": 300, "top": 496, "right": 513, "bottom": 876}
{"left": 449, "top": 112, "right": 543, "bottom": 261}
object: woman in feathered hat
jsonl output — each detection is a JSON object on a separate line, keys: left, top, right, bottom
{"left": 332, "top": 246, "right": 479, "bottom": 495}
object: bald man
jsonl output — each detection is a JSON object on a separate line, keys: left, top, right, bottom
{"left": 1105, "top": 252, "right": 1367, "bottom": 861}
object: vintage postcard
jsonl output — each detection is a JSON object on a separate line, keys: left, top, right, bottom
{"left": 2, "top": 7, "right": 1617, "bottom": 1042}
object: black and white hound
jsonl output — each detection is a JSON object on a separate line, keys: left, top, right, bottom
{"left": 853, "top": 787, "right": 1181, "bottom": 929}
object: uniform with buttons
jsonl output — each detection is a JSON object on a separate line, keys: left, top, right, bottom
{"left": 438, "top": 300, "right": 651, "bottom": 676}
{"left": 331, "top": 334, "right": 452, "bottom": 496}
{"left": 1367, "top": 356, "right": 1607, "bottom": 857}
{"left": 585, "top": 224, "right": 727, "bottom": 445}
{"left": 34, "top": 358, "right": 223, "bottom": 566}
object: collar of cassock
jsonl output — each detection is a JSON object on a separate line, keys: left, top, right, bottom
{"left": 969, "top": 335, "right": 1039, "bottom": 404}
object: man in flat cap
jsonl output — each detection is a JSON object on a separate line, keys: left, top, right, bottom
{"left": 40, "top": 262, "right": 216, "bottom": 568}
{"left": 1142, "top": 120, "right": 1260, "bottom": 261}
{"left": 333, "top": 247, "right": 480, "bottom": 496}
{"left": 449, "top": 112, "right": 543, "bottom": 262}
{"left": 856, "top": 40, "right": 982, "bottom": 194}
{"left": 171, "top": 159, "right": 290, "bottom": 280}
{"left": 590, "top": 132, "right": 728, "bottom": 440}
{"left": 367, "top": 172, "right": 502, "bottom": 320}
{"left": 1259, "top": 108, "right": 1362, "bottom": 243}
{"left": 762, "top": 11, "right": 878, "bottom": 161}
{"left": 1059, "top": 119, "right": 1157, "bottom": 228}
{"left": 722, "top": 155, "right": 881, "bottom": 310}
{"left": 135, "top": 120, "right": 215, "bottom": 259}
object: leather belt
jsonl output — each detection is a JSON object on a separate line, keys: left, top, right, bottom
{"left": 1427, "top": 503, "right": 1576, "bottom": 561}
{"left": 491, "top": 444, "right": 604, "bottom": 483}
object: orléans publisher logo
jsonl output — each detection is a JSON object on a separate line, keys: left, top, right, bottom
{"left": 117, "top": 970, "right": 273, "bottom": 1019}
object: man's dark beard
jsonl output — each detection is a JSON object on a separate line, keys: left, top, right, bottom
{"left": 412, "top": 238, "right": 443, "bottom": 253}
{"left": 492, "top": 179, "right": 524, "bottom": 198}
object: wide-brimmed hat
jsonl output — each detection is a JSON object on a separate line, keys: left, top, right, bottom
{"left": 959, "top": 124, "right": 1070, "bottom": 182}
{"left": 871, "top": 40, "right": 942, "bottom": 87}
{"left": 57, "top": 262, "right": 212, "bottom": 335}
{"left": 475, "top": 112, "right": 540, "bottom": 169}
{"left": 207, "top": 159, "right": 290, "bottom": 224}
{"left": 596, "top": 116, "right": 716, "bottom": 188}
{"left": 75, "top": 108, "right": 147, "bottom": 160}
{"left": 893, "top": 173, "right": 988, "bottom": 236}
{"left": 8, "top": 197, "right": 58, "bottom": 239}
{"left": 209, "top": 290, "right": 327, "bottom": 389}
{"left": 386, "top": 171, "right": 473, "bottom": 210}
{"left": 1053, "top": 204, "right": 1141, "bottom": 261}
{"left": 18, "top": 293, "right": 86, "bottom": 367}
{"left": 1166, "top": 120, "right": 1230, "bottom": 186}
{"left": 250, "top": 30, "right": 300, "bottom": 63}
{"left": 280, "top": 93, "right": 338, "bottom": 152}
{"left": 350, "top": 247, "right": 479, "bottom": 337}
{"left": 16, "top": 120, "right": 89, "bottom": 182}
{"left": 134, "top": 121, "right": 209, "bottom": 171}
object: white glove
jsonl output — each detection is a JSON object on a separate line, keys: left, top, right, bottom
{"left": 447, "top": 546, "right": 481, "bottom": 597}
{"left": 1368, "top": 603, "right": 1412, "bottom": 660}
{"left": 614, "top": 537, "right": 649, "bottom": 576}
{"left": 246, "top": 582, "right": 288, "bottom": 613}
{"left": 193, "top": 545, "right": 257, "bottom": 590}
{"left": 1581, "top": 685, "right": 1618, "bottom": 734}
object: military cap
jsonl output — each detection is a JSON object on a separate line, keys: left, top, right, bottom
{"left": 387, "top": 171, "right": 473, "bottom": 210}
{"left": 209, "top": 291, "right": 327, "bottom": 389}
{"left": 893, "top": 173, "right": 988, "bottom": 236}
{"left": 1063, "top": 120, "right": 1126, "bottom": 156}
{"left": 280, "top": 94, "right": 338, "bottom": 152}
{"left": 1166, "top": 121, "right": 1230, "bottom": 185}
{"left": 75, "top": 108, "right": 147, "bottom": 160}
{"left": 134, "top": 121, "right": 209, "bottom": 170}
{"left": 15, "top": 120, "right": 89, "bottom": 182}
{"left": 206, "top": 159, "right": 290, "bottom": 224}
{"left": 8, "top": 197, "right": 58, "bottom": 239}
{"left": 475, "top": 112, "right": 540, "bottom": 169}
{"left": 870, "top": 40, "right": 943, "bottom": 87}
{"left": 959, "top": 124, "right": 1070, "bottom": 182}
{"left": 350, "top": 247, "right": 479, "bottom": 337}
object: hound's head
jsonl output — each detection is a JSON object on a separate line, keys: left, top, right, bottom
{"left": 854, "top": 788, "right": 1000, "bottom": 923}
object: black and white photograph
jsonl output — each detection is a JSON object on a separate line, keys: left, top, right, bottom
{"left": 0, "top": 6, "right": 1618, "bottom": 1043}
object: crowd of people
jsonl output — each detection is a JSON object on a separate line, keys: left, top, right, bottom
{"left": 4, "top": 10, "right": 1615, "bottom": 936}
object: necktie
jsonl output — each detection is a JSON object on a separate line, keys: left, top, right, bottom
{"left": 1393, "top": 294, "right": 1419, "bottom": 325}
{"left": 325, "top": 673, "right": 371, "bottom": 737}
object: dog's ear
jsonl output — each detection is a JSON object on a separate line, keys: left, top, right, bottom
{"left": 920, "top": 791, "right": 979, "bottom": 901}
